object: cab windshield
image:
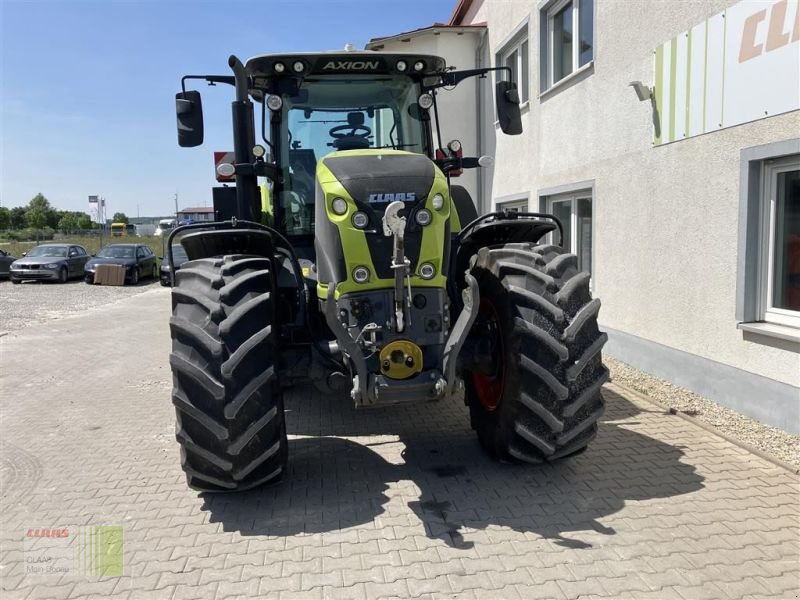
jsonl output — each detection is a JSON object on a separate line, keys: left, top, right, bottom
{"left": 278, "top": 74, "right": 427, "bottom": 235}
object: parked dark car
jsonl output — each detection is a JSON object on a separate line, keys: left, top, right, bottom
{"left": 10, "top": 244, "right": 90, "bottom": 283}
{"left": 84, "top": 243, "right": 158, "bottom": 285}
{"left": 0, "top": 249, "right": 16, "bottom": 279}
{"left": 160, "top": 245, "right": 188, "bottom": 286}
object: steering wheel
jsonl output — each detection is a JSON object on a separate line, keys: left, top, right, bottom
{"left": 329, "top": 124, "right": 372, "bottom": 140}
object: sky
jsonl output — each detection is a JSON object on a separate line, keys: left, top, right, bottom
{"left": 0, "top": 0, "right": 455, "bottom": 218}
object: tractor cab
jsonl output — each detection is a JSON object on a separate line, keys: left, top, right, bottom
{"left": 245, "top": 52, "right": 443, "bottom": 237}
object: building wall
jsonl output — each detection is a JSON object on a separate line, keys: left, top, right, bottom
{"left": 459, "top": 0, "right": 800, "bottom": 430}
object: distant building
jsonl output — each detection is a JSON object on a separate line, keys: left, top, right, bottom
{"left": 176, "top": 207, "right": 214, "bottom": 223}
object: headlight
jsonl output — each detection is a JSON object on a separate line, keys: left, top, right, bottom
{"left": 418, "top": 93, "right": 433, "bottom": 110}
{"left": 352, "top": 212, "right": 369, "bottom": 229}
{"left": 419, "top": 263, "right": 436, "bottom": 280}
{"left": 352, "top": 266, "right": 370, "bottom": 283}
{"left": 396, "top": 60, "right": 408, "bottom": 72}
{"left": 413, "top": 61, "right": 425, "bottom": 72}
{"left": 44, "top": 263, "right": 60, "bottom": 269}
{"left": 292, "top": 61, "right": 305, "bottom": 73}
{"left": 331, "top": 197, "right": 348, "bottom": 215}
{"left": 266, "top": 95, "right": 283, "bottom": 111}
{"left": 431, "top": 193, "right": 444, "bottom": 210}
{"left": 273, "top": 62, "right": 285, "bottom": 73}
{"left": 415, "top": 209, "right": 432, "bottom": 226}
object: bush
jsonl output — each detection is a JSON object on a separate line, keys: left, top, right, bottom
{"left": 6, "top": 227, "right": 55, "bottom": 241}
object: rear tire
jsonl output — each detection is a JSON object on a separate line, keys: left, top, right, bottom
{"left": 465, "top": 243, "right": 608, "bottom": 464}
{"left": 170, "top": 255, "right": 287, "bottom": 492}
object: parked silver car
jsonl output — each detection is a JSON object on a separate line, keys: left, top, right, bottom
{"left": 10, "top": 244, "right": 90, "bottom": 283}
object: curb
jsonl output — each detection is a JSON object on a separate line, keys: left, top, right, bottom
{"left": 605, "top": 381, "right": 800, "bottom": 476}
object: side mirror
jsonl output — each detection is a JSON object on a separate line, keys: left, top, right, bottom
{"left": 495, "top": 81, "right": 523, "bottom": 135}
{"left": 21, "top": 252, "right": 27, "bottom": 257}
{"left": 176, "top": 90, "right": 204, "bottom": 147}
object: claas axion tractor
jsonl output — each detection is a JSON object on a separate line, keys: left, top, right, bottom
{"left": 169, "top": 49, "right": 608, "bottom": 492}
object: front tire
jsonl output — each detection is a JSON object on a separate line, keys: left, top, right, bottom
{"left": 465, "top": 243, "right": 608, "bottom": 464}
{"left": 58, "top": 267, "right": 68, "bottom": 283}
{"left": 170, "top": 255, "right": 288, "bottom": 492}
{"left": 151, "top": 264, "right": 158, "bottom": 280}
{"left": 130, "top": 267, "right": 139, "bottom": 285}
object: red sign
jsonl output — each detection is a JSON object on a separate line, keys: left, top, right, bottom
{"left": 214, "top": 151, "right": 235, "bottom": 182}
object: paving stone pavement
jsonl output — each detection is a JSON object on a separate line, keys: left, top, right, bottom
{"left": 1, "top": 287, "right": 798, "bottom": 600}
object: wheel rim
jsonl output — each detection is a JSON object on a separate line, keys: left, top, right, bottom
{"left": 471, "top": 298, "right": 505, "bottom": 411}
{"left": 60, "top": 268, "right": 67, "bottom": 283}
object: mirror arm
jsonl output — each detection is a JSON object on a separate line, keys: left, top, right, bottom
{"left": 428, "top": 66, "right": 514, "bottom": 90}
{"left": 180, "top": 75, "right": 235, "bottom": 94}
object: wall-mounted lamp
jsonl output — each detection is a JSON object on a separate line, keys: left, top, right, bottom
{"left": 629, "top": 81, "right": 653, "bottom": 101}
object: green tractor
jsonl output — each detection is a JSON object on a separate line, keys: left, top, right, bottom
{"left": 170, "top": 50, "right": 608, "bottom": 492}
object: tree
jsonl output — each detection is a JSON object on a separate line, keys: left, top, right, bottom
{"left": 58, "top": 212, "right": 79, "bottom": 233}
{"left": 112, "top": 212, "right": 129, "bottom": 224}
{"left": 26, "top": 207, "right": 47, "bottom": 230}
{"left": 28, "top": 193, "right": 50, "bottom": 211}
{"left": 0, "top": 207, "right": 9, "bottom": 230}
{"left": 26, "top": 194, "right": 57, "bottom": 230}
{"left": 10, "top": 207, "right": 26, "bottom": 229}
{"left": 76, "top": 213, "right": 93, "bottom": 230}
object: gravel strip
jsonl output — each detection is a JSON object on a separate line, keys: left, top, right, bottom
{"left": 606, "top": 356, "right": 800, "bottom": 471}
{"left": 0, "top": 278, "right": 163, "bottom": 332}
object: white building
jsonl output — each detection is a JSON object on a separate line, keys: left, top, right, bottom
{"left": 372, "top": 0, "right": 800, "bottom": 432}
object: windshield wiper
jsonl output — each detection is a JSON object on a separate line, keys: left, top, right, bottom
{"left": 373, "top": 144, "right": 417, "bottom": 150}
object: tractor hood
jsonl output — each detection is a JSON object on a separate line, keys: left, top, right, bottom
{"left": 314, "top": 149, "right": 451, "bottom": 298}
{"left": 318, "top": 151, "right": 435, "bottom": 210}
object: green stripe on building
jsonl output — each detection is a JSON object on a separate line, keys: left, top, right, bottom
{"left": 655, "top": 45, "right": 663, "bottom": 145}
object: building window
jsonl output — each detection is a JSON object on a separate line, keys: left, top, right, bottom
{"left": 542, "top": 0, "right": 593, "bottom": 90}
{"left": 497, "top": 198, "right": 528, "bottom": 213}
{"left": 496, "top": 25, "right": 529, "bottom": 104}
{"left": 547, "top": 191, "right": 592, "bottom": 274}
{"left": 759, "top": 156, "right": 800, "bottom": 327}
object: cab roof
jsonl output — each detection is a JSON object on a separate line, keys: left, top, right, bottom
{"left": 245, "top": 51, "right": 447, "bottom": 82}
